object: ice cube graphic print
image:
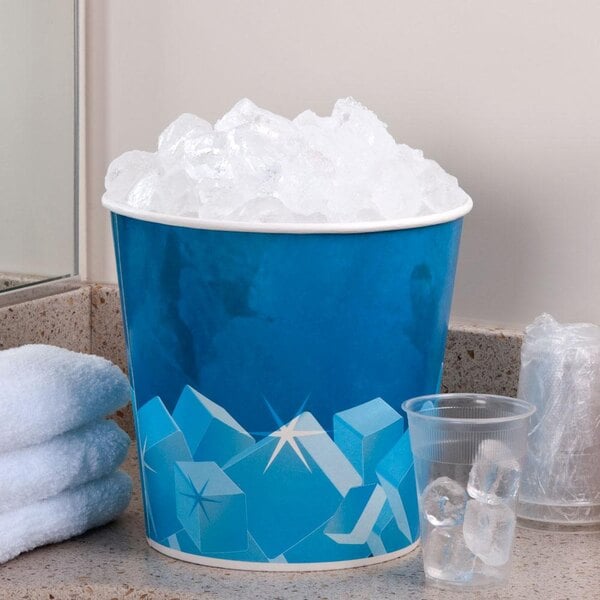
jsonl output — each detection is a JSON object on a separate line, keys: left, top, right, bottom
{"left": 223, "top": 412, "right": 362, "bottom": 559}
{"left": 137, "top": 396, "right": 192, "bottom": 541}
{"left": 140, "top": 386, "right": 419, "bottom": 564}
{"left": 334, "top": 398, "right": 405, "bottom": 484}
{"left": 174, "top": 461, "right": 247, "bottom": 553}
{"left": 172, "top": 385, "right": 255, "bottom": 465}
{"left": 375, "top": 431, "right": 420, "bottom": 543}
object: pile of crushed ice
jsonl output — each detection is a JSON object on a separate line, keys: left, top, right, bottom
{"left": 103, "top": 98, "right": 471, "bottom": 224}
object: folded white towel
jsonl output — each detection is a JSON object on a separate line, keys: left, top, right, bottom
{"left": 0, "top": 470, "right": 132, "bottom": 564}
{"left": 0, "top": 420, "right": 130, "bottom": 514}
{"left": 0, "top": 344, "right": 130, "bottom": 452}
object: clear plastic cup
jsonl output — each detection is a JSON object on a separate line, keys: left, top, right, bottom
{"left": 402, "top": 394, "right": 535, "bottom": 588}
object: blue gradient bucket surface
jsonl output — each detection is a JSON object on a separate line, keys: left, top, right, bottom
{"left": 108, "top": 203, "right": 470, "bottom": 570}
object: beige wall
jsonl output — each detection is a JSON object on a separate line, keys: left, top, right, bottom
{"left": 0, "top": 0, "right": 75, "bottom": 277}
{"left": 86, "top": 0, "right": 600, "bottom": 328}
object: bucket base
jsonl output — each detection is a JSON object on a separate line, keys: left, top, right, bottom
{"left": 147, "top": 537, "right": 420, "bottom": 572}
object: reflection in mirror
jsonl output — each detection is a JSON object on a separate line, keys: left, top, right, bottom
{"left": 0, "top": 0, "right": 78, "bottom": 293}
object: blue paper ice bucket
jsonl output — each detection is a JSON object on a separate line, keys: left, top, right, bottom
{"left": 108, "top": 201, "right": 471, "bottom": 571}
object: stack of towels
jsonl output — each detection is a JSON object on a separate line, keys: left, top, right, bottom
{"left": 0, "top": 344, "right": 133, "bottom": 564}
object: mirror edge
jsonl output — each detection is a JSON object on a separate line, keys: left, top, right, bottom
{"left": 1, "top": 0, "right": 84, "bottom": 308}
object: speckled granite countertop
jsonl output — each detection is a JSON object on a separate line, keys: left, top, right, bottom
{"left": 0, "top": 451, "right": 598, "bottom": 600}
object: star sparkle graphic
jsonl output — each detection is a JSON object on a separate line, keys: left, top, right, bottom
{"left": 251, "top": 394, "right": 316, "bottom": 437}
{"left": 180, "top": 474, "right": 220, "bottom": 520}
{"left": 263, "top": 415, "right": 324, "bottom": 473}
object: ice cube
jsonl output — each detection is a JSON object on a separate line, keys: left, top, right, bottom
{"left": 293, "top": 109, "right": 334, "bottom": 129}
{"left": 104, "top": 150, "right": 158, "bottom": 205}
{"left": 417, "top": 159, "right": 462, "bottom": 214}
{"left": 158, "top": 113, "right": 212, "bottom": 159}
{"left": 331, "top": 97, "right": 397, "bottom": 153}
{"left": 148, "top": 167, "right": 199, "bottom": 217}
{"left": 214, "top": 98, "right": 261, "bottom": 131}
{"left": 422, "top": 476, "right": 468, "bottom": 527}
{"left": 227, "top": 197, "right": 304, "bottom": 224}
{"left": 215, "top": 98, "right": 295, "bottom": 139}
{"left": 462, "top": 500, "right": 516, "bottom": 566}
{"left": 355, "top": 205, "right": 385, "bottom": 222}
{"left": 423, "top": 526, "right": 476, "bottom": 583}
{"left": 180, "top": 130, "right": 228, "bottom": 178}
{"left": 467, "top": 439, "right": 521, "bottom": 504}
{"left": 370, "top": 157, "right": 423, "bottom": 219}
{"left": 127, "top": 171, "right": 162, "bottom": 211}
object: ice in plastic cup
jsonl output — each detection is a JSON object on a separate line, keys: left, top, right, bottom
{"left": 402, "top": 394, "right": 535, "bottom": 588}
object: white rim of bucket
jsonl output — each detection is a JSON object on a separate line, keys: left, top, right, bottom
{"left": 147, "top": 537, "right": 420, "bottom": 572}
{"left": 103, "top": 197, "right": 472, "bottom": 234}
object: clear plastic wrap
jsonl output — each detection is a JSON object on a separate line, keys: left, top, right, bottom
{"left": 517, "top": 313, "right": 600, "bottom": 526}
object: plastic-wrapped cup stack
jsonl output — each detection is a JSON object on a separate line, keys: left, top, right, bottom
{"left": 517, "top": 313, "right": 600, "bottom": 526}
